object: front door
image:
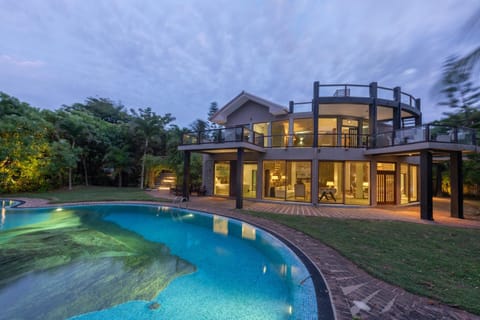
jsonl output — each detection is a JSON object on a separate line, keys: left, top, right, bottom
{"left": 377, "top": 171, "right": 395, "bottom": 204}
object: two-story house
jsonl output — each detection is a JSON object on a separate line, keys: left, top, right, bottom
{"left": 179, "top": 82, "right": 478, "bottom": 220}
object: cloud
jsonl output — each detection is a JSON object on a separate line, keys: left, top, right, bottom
{"left": 0, "top": 55, "right": 45, "bottom": 68}
{"left": 0, "top": 0, "right": 478, "bottom": 126}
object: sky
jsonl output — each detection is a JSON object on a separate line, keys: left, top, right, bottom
{"left": 0, "top": 0, "right": 478, "bottom": 127}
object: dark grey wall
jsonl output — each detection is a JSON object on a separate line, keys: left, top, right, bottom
{"left": 226, "top": 101, "right": 275, "bottom": 126}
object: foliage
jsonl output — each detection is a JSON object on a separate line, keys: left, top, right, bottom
{"left": 0, "top": 93, "right": 55, "bottom": 192}
{"left": 130, "top": 107, "right": 175, "bottom": 189}
{"left": 0, "top": 92, "right": 184, "bottom": 193}
{"left": 434, "top": 53, "right": 480, "bottom": 195}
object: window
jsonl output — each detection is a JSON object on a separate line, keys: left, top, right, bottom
{"left": 318, "top": 162, "right": 344, "bottom": 203}
{"left": 293, "top": 118, "right": 313, "bottom": 147}
{"left": 214, "top": 162, "right": 230, "bottom": 196}
{"left": 271, "top": 120, "right": 289, "bottom": 147}
{"left": 263, "top": 160, "right": 311, "bottom": 202}
{"left": 345, "top": 161, "right": 370, "bottom": 205}
{"left": 318, "top": 118, "right": 337, "bottom": 146}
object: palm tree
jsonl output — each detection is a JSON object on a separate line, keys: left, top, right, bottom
{"left": 103, "top": 146, "right": 132, "bottom": 187}
{"left": 131, "top": 108, "right": 174, "bottom": 189}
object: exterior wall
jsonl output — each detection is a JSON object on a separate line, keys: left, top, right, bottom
{"left": 226, "top": 101, "right": 277, "bottom": 126}
{"left": 195, "top": 84, "right": 425, "bottom": 206}
{"left": 202, "top": 155, "right": 214, "bottom": 195}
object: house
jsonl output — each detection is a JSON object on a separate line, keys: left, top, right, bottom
{"left": 179, "top": 82, "right": 478, "bottom": 220}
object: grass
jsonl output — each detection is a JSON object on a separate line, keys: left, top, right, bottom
{"left": 245, "top": 210, "right": 480, "bottom": 315}
{"left": 5, "top": 186, "right": 170, "bottom": 203}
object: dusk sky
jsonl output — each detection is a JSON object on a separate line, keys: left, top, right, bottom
{"left": 0, "top": 0, "right": 478, "bottom": 127}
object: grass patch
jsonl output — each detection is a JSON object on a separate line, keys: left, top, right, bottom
{"left": 245, "top": 211, "right": 480, "bottom": 315}
{"left": 5, "top": 186, "right": 170, "bottom": 203}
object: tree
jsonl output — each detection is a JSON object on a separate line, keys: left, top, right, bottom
{"left": 0, "top": 93, "right": 54, "bottom": 192}
{"left": 130, "top": 108, "right": 175, "bottom": 189}
{"left": 48, "top": 139, "right": 81, "bottom": 190}
{"left": 103, "top": 146, "right": 132, "bottom": 187}
{"left": 438, "top": 56, "right": 480, "bottom": 127}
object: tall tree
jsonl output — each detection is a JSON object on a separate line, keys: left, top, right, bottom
{"left": 0, "top": 93, "right": 54, "bottom": 192}
{"left": 130, "top": 108, "right": 174, "bottom": 189}
{"left": 103, "top": 146, "right": 132, "bottom": 187}
{"left": 438, "top": 56, "right": 480, "bottom": 127}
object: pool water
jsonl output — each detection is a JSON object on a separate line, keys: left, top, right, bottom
{"left": 0, "top": 204, "right": 328, "bottom": 319}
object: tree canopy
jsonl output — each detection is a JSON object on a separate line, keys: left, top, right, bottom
{"left": 0, "top": 93, "right": 195, "bottom": 193}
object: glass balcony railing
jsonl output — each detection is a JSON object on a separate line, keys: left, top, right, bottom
{"left": 371, "top": 125, "right": 477, "bottom": 148}
{"left": 182, "top": 125, "right": 477, "bottom": 149}
{"left": 182, "top": 127, "right": 266, "bottom": 147}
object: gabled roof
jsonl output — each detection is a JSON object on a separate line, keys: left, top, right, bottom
{"left": 210, "top": 91, "right": 288, "bottom": 124}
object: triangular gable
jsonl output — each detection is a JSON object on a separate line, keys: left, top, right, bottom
{"left": 211, "top": 91, "right": 288, "bottom": 124}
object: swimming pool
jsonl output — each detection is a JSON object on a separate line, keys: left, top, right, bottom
{"left": 0, "top": 204, "right": 333, "bottom": 319}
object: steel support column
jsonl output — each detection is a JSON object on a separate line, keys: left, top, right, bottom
{"left": 312, "top": 81, "right": 319, "bottom": 148}
{"left": 450, "top": 151, "right": 464, "bottom": 219}
{"left": 182, "top": 151, "right": 191, "bottom": 200}
{"left": 236, "top": 148, "right": 244, "bottom": 209}
{"left": 369, "top": 82, "right": 378, "bottom": 148}
{"left": 420, "top": 150, "right": 433, "bottom": 220}
{"left": 393, "top": 86, "right": 402, "bottom": 130}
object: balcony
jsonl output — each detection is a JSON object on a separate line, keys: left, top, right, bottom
{"left": 180, "top": 126, "right": 369, "bottom": 149}
{"left": 180, "top": 124, "right": 478, "bottom": 154}
{"left": 372, "top": 125, "right": 477, "bottom": 147}
{"left": 367, "top": 125, "right": 478, "bottom": 155}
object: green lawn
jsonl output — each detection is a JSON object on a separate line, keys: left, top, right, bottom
{"left": 6, "top": 186, "right": 170, "bottom": 203}
{"left": 245, "top": 211, "right": 480, "bottom": 315}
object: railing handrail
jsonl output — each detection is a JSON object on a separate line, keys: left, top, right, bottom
{"left": 182, "top": 124, "right": 477, "bottom": 148}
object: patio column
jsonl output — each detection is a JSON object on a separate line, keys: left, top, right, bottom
{"left": 236, "top": 148, "right": 244, "bottom": 209}
{"left": 313, "top": 81, "right": 319, "bottom": 148}
{"left": 415, "top": 99, "right": 422, "bottom": 126}
{"left": 393, "top": 86, "right": 402, "bottom": 130}
{"left": 450, "top": 151, "right": 464, "bottom": 219}
{"left": 182, "top": 151, "right": 191, "bottom": 200}
{"left": 369, "top": 82, "right": 377, "bottom": 148}
{"left": 420, "top": 150, "right": 433, "bottom": 220}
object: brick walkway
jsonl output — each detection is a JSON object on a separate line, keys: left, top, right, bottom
{"left": 11, "top": 193, "right": 480, "bottom": 319}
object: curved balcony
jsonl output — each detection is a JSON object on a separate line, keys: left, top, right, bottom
{"left": 290, "top": 83, "right": 421, "bottom": 117}
{"left": 181, "top": 124, "right": 478, "bottom": 153}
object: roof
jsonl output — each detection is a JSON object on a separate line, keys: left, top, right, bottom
{"left": 210, "top": 91, "right": 288, "bottom": 124}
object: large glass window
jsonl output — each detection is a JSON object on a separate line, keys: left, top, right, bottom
{"left": 293, "top": 118, "right": 313, "bottom": 147}
{"left": 263, "top": 160, "right": 311, "bottom": 202}
{"left": 253, "top": 122, "right": 269, "bottom": 147}
{"left": 345, "top": 161, "right": 370, "bottom": 205}
{"left": 400, "top": 163, "right": 409, "bottom": 204}
{"left": 243, "top": 163, "right": 257, "bottom": 198}
{"left": 341, "top": 119, "right": 359, "bottom": 148}
{"left": 318, "top": 161, "right": 344, "bottom": 203}
{"left": 318, "top": 118, "right": 337, "bottom": 146}
{"left": 377, "top": 106, "right": 394, "bottom": 133}
{"left": 214, "top": 162, "right": 230, "bottom": 196}
{"left": 253, "top": 122, "right": 268, "bottom": 135}
{"left": 271, "top": 120, "right": 289, "bottom": 147}
{"left": 409, "top": 165, "right": 418, "bottom": 202}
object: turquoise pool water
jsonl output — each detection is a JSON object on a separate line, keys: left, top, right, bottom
{"left": 0, "top": 204, "right": 331, "bottom": 319}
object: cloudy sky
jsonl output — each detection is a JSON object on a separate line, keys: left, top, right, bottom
{"left": 0, "top": 0, "right": 478, "bottom": 127}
